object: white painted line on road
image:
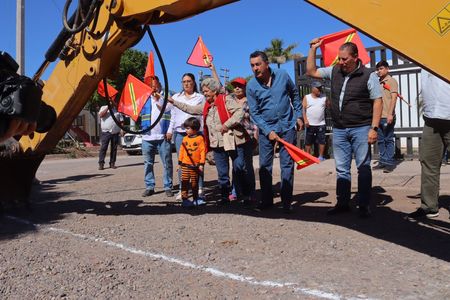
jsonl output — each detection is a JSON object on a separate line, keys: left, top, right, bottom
{"left": 5, "top": 215, "right": 369, "bottom": 300}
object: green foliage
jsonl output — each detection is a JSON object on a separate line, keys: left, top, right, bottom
{"left": 116, "top": 49, "right": 148, "bottom": 89}
{"left": 264, "top": 38, "right": 301, "bottom": 68}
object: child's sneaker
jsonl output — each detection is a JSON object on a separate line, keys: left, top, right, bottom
{"left": 193, "top": 198, "right": 206, "bottom": 206}
{"left": 319, "top": 156, "right": 326, "bottom": 162}
{"left": 182, "top": 199, "right": 194, "bottom": 207}
{"left": 176, "top": 191, "right": 182, "bottom": 200}
{"left": 229, "top": 194, "right": 237, "bottom": 201}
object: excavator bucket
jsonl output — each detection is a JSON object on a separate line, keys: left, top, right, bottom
{"left": 305, "top": 0, "right": 450, "bottom": 83}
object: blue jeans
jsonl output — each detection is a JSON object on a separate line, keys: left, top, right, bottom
{"left": 142, "top": 139, "right": 173, "bottom": 191}
{"left": 377, "top": 118, "right": 396, "bottom": 166}
{"left": 213, "top": 147, "right": 233, "bottom": 200}
{"left": 174, "top": 131, "right": 204, "bottom": 190}
{"left": 213, "top": 144, "right": 255, "bottom": 200}
{"left": 332, "top": 125, "right": 372, "bottom": 207}
{"left": 259, "top": 128, "right": 296, "bottom": 207}
{"left": 232, "top": 141, "right": 256, "bottom": 199}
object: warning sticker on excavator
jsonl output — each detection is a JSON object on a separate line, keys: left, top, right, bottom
{"left": 428, "top": 3, "right": 450, "bottom": 36}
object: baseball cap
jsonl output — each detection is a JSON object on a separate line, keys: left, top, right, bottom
{"left": 231, "top": 77, "right": 247, "bottom": 87}
{"left": 311, "top": 81, "right": 323, "bottom": 88}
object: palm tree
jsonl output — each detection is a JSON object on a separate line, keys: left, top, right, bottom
{"left": 264, "top": 38, "right": 301, "bottom": 68}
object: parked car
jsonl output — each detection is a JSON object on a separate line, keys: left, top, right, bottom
{"left": 121, "top": 133, "right": 142, "bottom": 155}
{"left": 121, "top": 133, "right": 177, "bottom": 155}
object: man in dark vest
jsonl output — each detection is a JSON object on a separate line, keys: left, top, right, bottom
{"left": 306, "top": 40, "right": 382, "bottom": 218}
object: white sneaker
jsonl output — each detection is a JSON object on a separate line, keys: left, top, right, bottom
{"left": 176, "top": 191, "right": 182, "bottom": 200}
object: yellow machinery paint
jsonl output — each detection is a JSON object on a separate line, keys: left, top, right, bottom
{"left": 305, "top": 0, "right": 450, "bottom": 83}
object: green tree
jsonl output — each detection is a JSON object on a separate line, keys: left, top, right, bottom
{"left": 264, "top": 38, "right": 301, "bottom": 68}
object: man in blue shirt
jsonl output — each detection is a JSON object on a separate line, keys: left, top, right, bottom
{"left": 246, "top": 51, "right": 303, "bottom": 213}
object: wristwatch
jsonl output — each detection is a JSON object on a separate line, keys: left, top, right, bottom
{"left": 371, "top": 125, "right": 379, "bottom": 131}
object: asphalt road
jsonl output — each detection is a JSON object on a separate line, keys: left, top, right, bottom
{"left": 1, "top": 154, "right": 449, "bottom": 299}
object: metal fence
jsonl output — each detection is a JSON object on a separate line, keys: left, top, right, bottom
{"left": 294, "top": 46, "right": 423, "bottom": 159}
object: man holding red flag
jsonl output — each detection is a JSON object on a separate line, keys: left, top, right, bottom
{"left": 306, "top": 39, "right": 382, "bottom": 218}
{"left": 246, "top": 51, "right": 303, "bottom": 213}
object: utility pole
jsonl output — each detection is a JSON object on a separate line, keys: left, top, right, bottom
{"left": 16, "top": 0, "right": 25, "bottom": 75}
{"left": 198, "top": 70, "right": 204, "bottom": 90}
{"left": 220, "top": 68, "right": 230, "bottom": 87}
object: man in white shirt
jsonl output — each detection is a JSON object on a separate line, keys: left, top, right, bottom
{"left": 407, "top": 70, "right": 450, "bottom": 219}
{"left": 141, "top": 76, "right": 174, "bottom": 197}
{"left": 98, "top": 102, "right": 123, "bottom": 170}
{"left": 302, "top": 81, "right": 329, "bottom": 161}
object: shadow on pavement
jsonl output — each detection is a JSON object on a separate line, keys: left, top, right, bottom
{"left": 2, "top": 179, "right": 450, "bottom": 262}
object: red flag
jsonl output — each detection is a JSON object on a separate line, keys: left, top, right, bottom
{"left": 97, "top": 81, "right": 118, "bottom": 100}
{"left": 382, "top": 82, "right": 411, "bottom": 107}
{"left": 144, "top": 51, "right": 155, "bottom": 86}
{"left": 278, "top": 138, "right": 320, "bottom": 170}
{"left": 118, "top": 74, "right": 153, "bottom": 121}
{"left": 319, "top": 28, "right": 370, "bottom": 67}
{"left": 187, "top": 36, "right": 213, "bottom": 68}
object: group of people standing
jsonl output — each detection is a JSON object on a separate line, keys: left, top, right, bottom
{"left": 122, "top": 50, "right": 303, "bottom": 212}
{"left": 97, "top": 39, "right": 449, "bottom": 219}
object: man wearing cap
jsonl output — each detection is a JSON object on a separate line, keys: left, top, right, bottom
{"left": 303, "top": 81, "right": 329, "bottom": 161}
{"left": 306, "top": 39, "right": 382, "bottom": 218}
{"left": 246, "top": 51, "right": 303, "bottom": 213}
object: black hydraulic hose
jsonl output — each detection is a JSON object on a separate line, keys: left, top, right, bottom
{"left": 62, "top": 0, "right": 99, "bottom": 34}
{"left": 104, "top": 25, "right": 170, "bottom": 135}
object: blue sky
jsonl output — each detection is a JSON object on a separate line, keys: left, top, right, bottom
{"left": 1, "top": 0, "right": 379, "bottom": 92}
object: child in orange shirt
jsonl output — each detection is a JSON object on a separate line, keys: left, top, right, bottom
{"left": 178, "top": 117, "right": 206, "bottom": 207}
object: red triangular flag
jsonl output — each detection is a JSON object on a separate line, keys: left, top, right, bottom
{"left": 187, "top": 36, "right": 213, "bottom": 68}
{"left": 383, "top": 83, "right": 405, "bottom": 100}
{"left": 97, "top": 81, "right": 118, "bottom": 100}
{"left": 319, "top": 28, "right": 370, "bottom": 67}
{"left": 278, "top": 138, "right": 320, "bottom": 170}
{"left": 144, "top": 51, "right": 155, "bottom": 86}
{"left": 118, "top": 74, "right": 153, "bottom": 121}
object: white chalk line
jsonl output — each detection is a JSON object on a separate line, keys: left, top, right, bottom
{"left": 5, "top": 215, "right": 369, "bottom": 300}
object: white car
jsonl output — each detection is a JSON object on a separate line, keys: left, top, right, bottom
{"left": 121, "top": 133, "right": 142, "bottom": 155}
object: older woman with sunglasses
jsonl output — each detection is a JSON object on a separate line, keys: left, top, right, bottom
{"left": 168, "top": 77, "right": 252, "bottom": 205}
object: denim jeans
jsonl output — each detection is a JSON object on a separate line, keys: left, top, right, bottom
{"left": 142, "top": 139, "right": 173, "bottom": 191}
{"left": 232, "top": 140, "right": 255, "bottom": 199}
{"left": 213, "top": 147, "right": 233, "bottom": 200}
{"left": 332, "top": 125, "right": 372, "bottom": 207}
{"left": 99, "top": 132, "right": 119, "bottom": 165}
{"left": 377, "top": 117, "right": 396, "bottom": 166}
{"left": 259, "top": 128, "right": 296, "bottom": 207}
{"left": 174, "top": 131, "right": 204, "bottom": 190}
